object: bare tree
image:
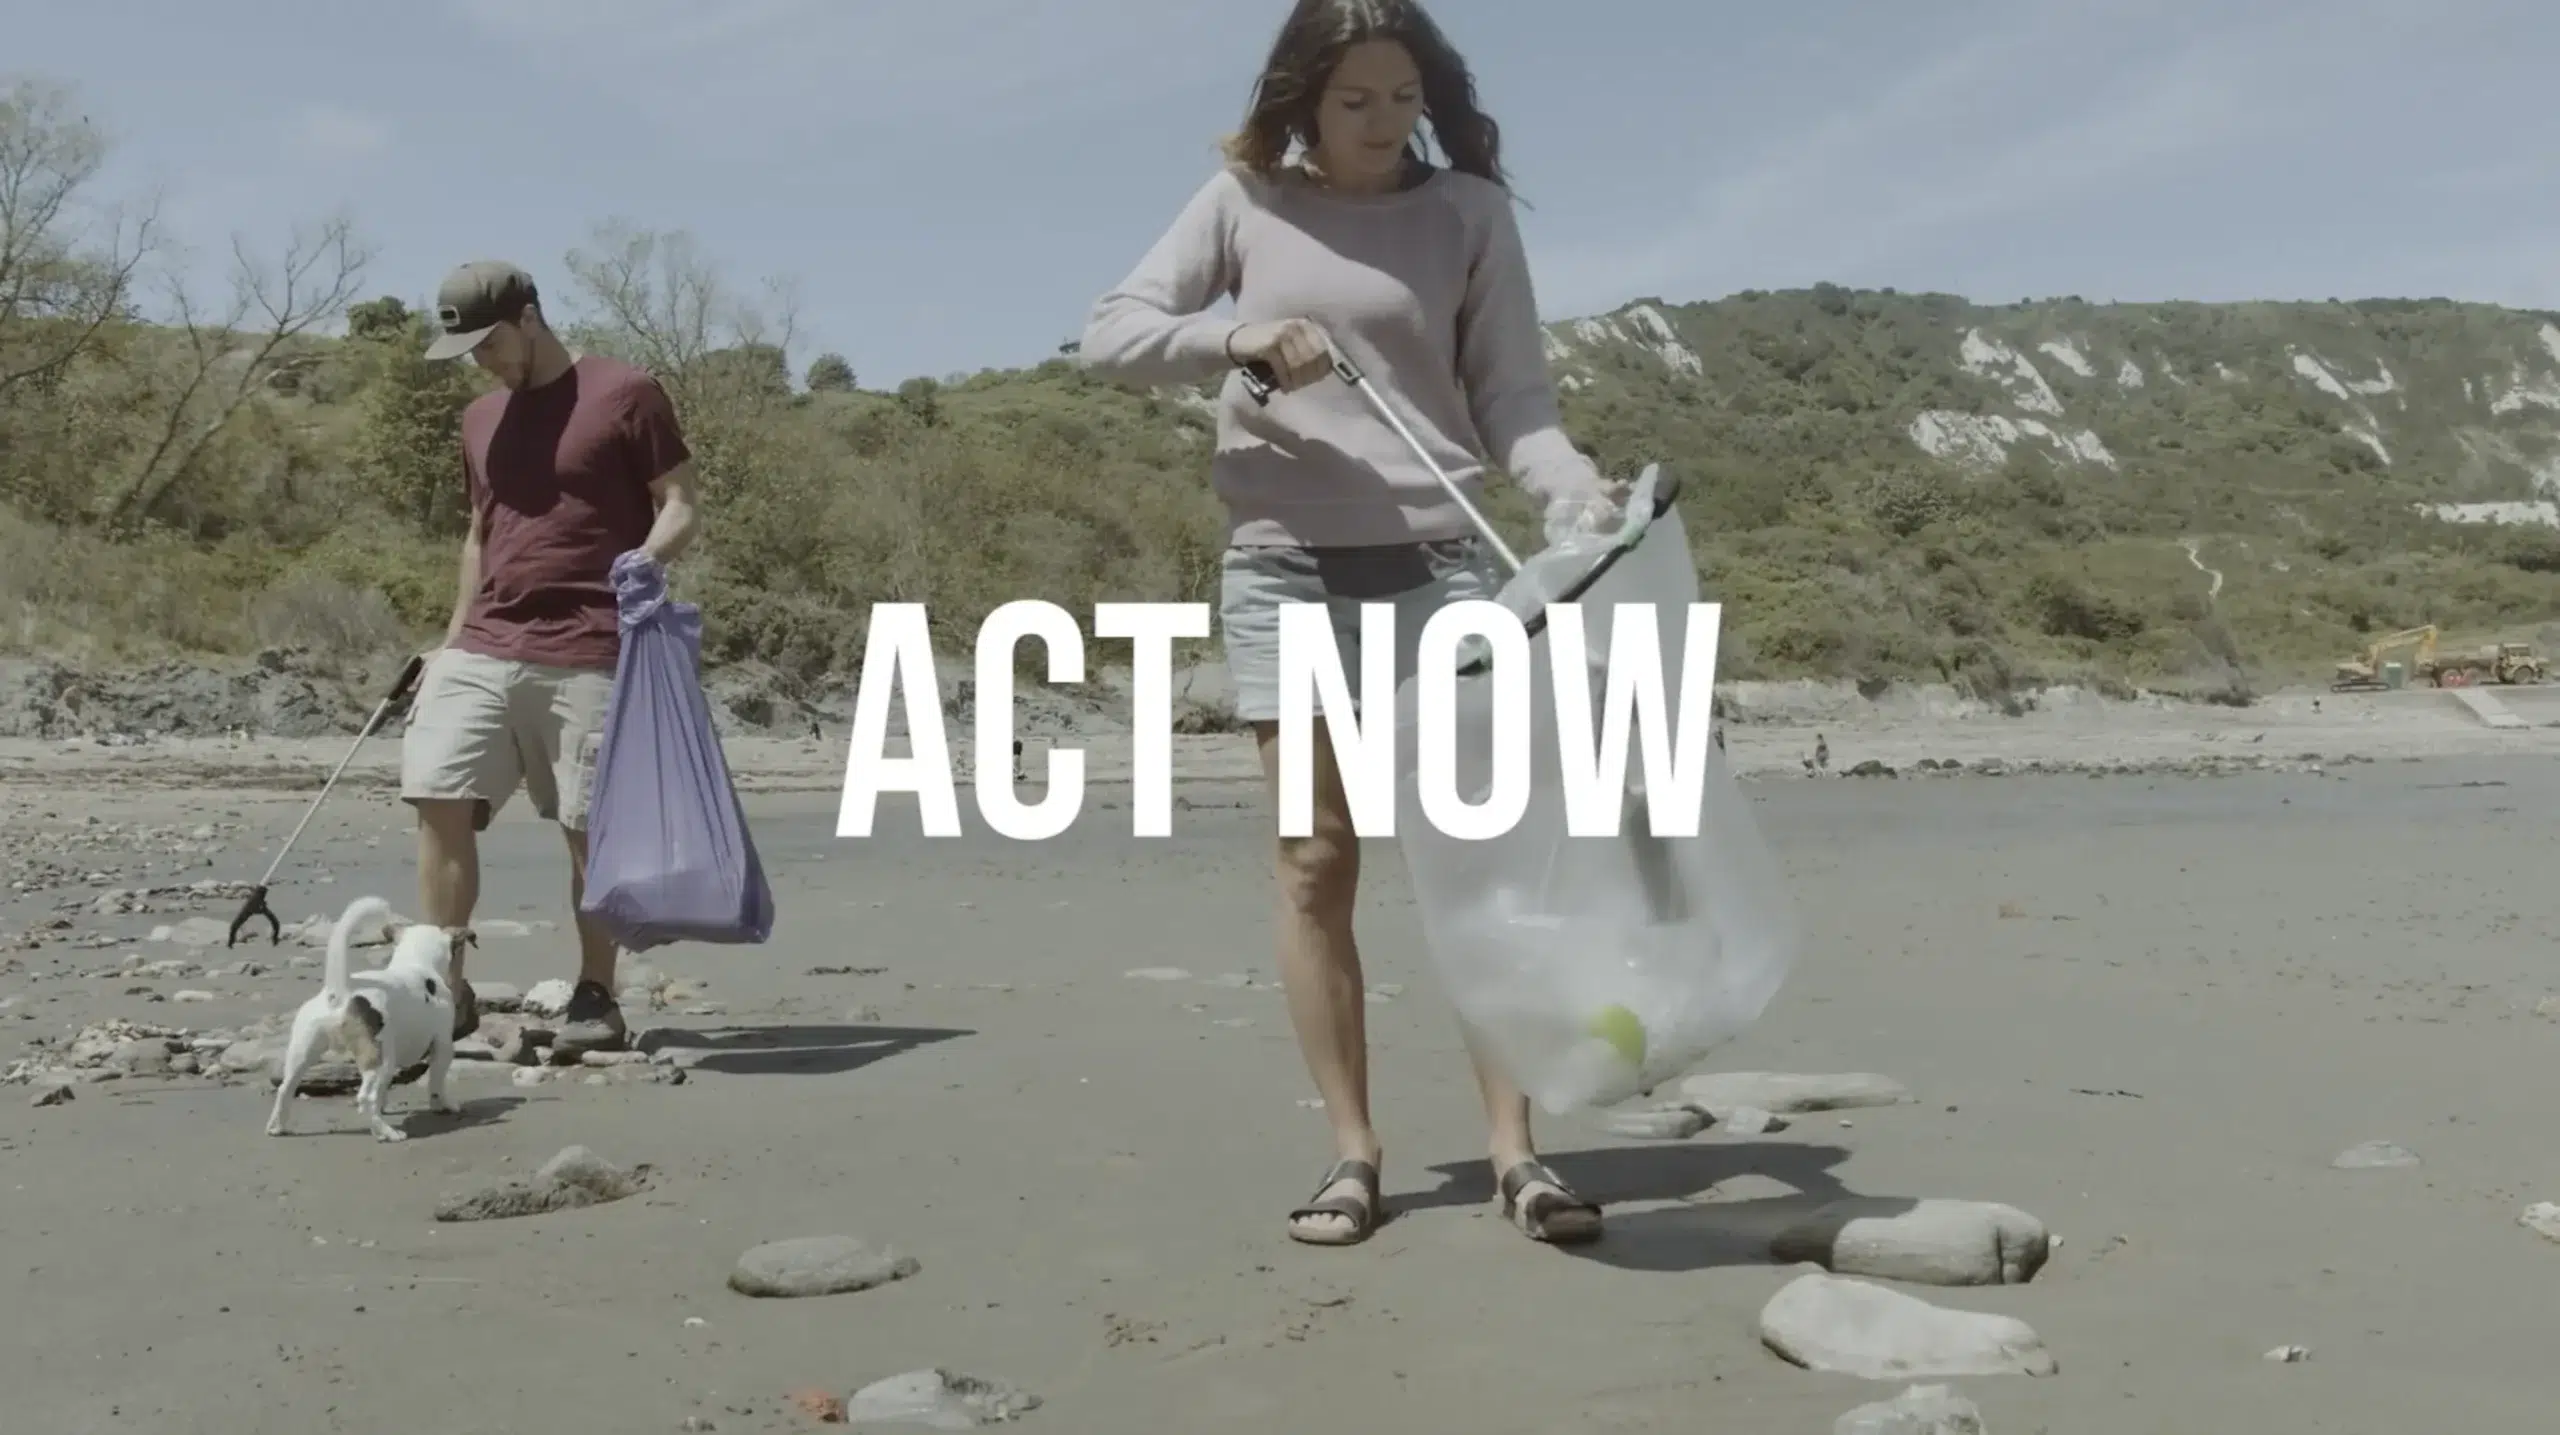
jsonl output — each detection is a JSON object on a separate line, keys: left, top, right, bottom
{"left": 0, "top": 76, "right": 157, "bottom": 400}
{"left": 559, "top": 219, "right": 799, "bottom": 413}
{"left": 104, "top": 214, "right": 371, "bottom": 525}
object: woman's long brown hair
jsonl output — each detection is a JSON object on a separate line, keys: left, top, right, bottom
{"left": 1220, "top": 0, "right": 1507, "bottom": 189}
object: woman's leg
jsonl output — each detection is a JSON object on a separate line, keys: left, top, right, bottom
{"left": 1461, "top": 1023, "right": 1536, "bottom": 1178}
{"left": 1393, "top": 539, "right": 1604, "bottom": 1241}
{"left": 1252, "top": 720, "right": 1383, "bottom": 1242}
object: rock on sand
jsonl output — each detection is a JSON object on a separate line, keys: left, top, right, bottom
{"left": 1604, "top": 1102, "right": 1792, "bottom": 1140}
{"left": 1834, "top": 1383, "right": 1985, "bottom": 1434}
{"left": 843, "top": 1368, "right": 1040, "bottom": 1427}
{"left": 523, "top": 978, "right": 575, "bottom": 1018}
{"left": 2331, "top": 1140, "right": 2420, "bottom": 1169}
{"left": 728, "top": 1235, "right": 920, "bottom": 1298}
{"left": 2520, "top": 1202, "right": 2560, "bottom": 1243}
{"left": 1680, "top": 1072, "right": 1912, "bottom": 1115}
{"left": 1770, "top": 1198, "right": 2051, "bottom": 1287}
{"left": 433, "top": 1145, "right": 649, "bottom": 1222}
{"left": 1605, "top": 1104, "right": 1710, "bottom": 1140}
{"left": 1759, "top": 1271, "right": 2056, "bottom": 1379}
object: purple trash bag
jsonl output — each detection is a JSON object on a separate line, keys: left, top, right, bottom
{"left": 577, "top": 549, "right": 775, "bottom": 951}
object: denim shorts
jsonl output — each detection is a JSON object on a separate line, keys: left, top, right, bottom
{"left": 1216, "top": 537, "right": 1502, "bottom": 723}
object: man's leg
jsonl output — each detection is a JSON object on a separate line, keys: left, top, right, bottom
{"left": 399, "top": 650, "right": 522, "bottom": 1040}
{"left": 562, "top": 825, "right": 617, "bottom": 990}
{"left": 415, "top": 799, "right": 481, "bottom": 1017}
{"left": 524, "top": 663, "right": 625, "bottom": 1057}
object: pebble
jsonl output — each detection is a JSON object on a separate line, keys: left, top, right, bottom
{"left": 433, "top": 1144, "right": 648, "bottom": 1222}
{"left": 110, "top": 1038, "right": 173, "bottom": 1076}
{"left": 29, "top": 1082, "right": 73, "bottom": 1107}
{"left": 219, "top": 1037, "right": 279, "bottom": 1073}
{"left": 1719, "top": 1105, "right": 1786, "bottom": 1135}
{"left": 522, "top": 978, "right": 575, "bottom": 1017}
{"left": 1834, "top": 1383, "right": 1985, "bottom": 1435}
{"left": 2519, "top": 1202, "right": 2560, "bottom": 1243}
{"left": 1680, "top": 1071, "right": 1913, "bottom": 1115}
{"left": 147, "top": 917, "right": 230, "bottom": 948}
{"left": 786, "top": 1387, "right": 847, "bottom": 1423}
{"left": 171, "top": 989, "right": 215, "bottom": 1004}
{"left": 1758, "top": 1271, "right": 2057, "bottom": 1379}
{"left": 1770, "top": 1199, "right": 2051, "bottom": 1287}
{"left": 843, "top": 1368, "right": 1041, "bottom": 1428}
{"left": 1606, "top": 1104, "right": 1710, "bottom": 1140}
{"left": 2331, "top": 1140, "right": 2419, "bottom": 1169}
{"left": 265, "top": 1056, "right": 361, "bottom": 1096}
{"left": 2264, "top": 1344, "right": 2311, "bottom": 1363}
{"left": 729, "top": 1235, "right": 920, "bottom": 1299}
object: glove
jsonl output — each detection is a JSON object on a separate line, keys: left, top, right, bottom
{"left": 1542, "top": 493, "right": 1619, "bottom": 546}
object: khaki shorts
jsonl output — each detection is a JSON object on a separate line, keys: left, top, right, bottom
{"left": 399, "top": 648, "right": 614, "bottom": 831}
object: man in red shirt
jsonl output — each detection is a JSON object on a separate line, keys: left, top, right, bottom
{"left": 402, "top": 260, "right": 702, "bottom": 1057}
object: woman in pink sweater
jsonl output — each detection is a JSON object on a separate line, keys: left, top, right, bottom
{"left": 1079, "top": 0, "right": 1618, "bottom": 1249}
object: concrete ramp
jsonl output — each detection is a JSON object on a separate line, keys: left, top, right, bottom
{"left": 2446, "top": 686, "right": 2528, "bottom": 729}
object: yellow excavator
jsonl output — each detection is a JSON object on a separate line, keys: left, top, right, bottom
{"left": 2332, "top": 626, "right": 2439, "bottom": 690}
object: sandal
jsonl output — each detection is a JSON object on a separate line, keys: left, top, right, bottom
{"left": 1287, "top": 1158, "right": 1384, "bottom": 1246}
{"left": 1496, "top": 1159, "right": 1603, "bottom": 1245}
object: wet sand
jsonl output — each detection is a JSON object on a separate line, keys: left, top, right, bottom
{"left": 5, "top": 737, "right": 2559, "bottom": 1431}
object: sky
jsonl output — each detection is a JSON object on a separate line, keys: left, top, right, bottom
{"left": 10, "top": 0, "right": 2555, "bottom": 386}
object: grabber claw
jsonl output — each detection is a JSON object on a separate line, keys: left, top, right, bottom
{"left": 219, "top": 652, "right": 427, "bottom": 950}
{"left": 227, "top": 884, "right": 281, "bottom": 947}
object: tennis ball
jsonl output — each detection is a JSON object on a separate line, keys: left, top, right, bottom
{"left": 1585, "top": 1004, "right": 1646, "bottom": 1068}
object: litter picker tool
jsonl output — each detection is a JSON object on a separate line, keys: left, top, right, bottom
{"left": 224, "top": 653, "right": 426, "bottom": 947}
{"left": 1239, "top": 350, "right": 1684, "bottom": 631}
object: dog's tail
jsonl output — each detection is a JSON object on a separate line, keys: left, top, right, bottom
{"left": 324, "top": 896, "right": 396, "bottom": 1007}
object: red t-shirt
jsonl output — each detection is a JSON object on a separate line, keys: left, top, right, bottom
{"left": 453, "top": 355, "right": 692, "bottom": 671}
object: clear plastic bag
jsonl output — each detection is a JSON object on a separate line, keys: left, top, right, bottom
{"left": 1388, "top": 467, "right": 1799, "bottom": 1113}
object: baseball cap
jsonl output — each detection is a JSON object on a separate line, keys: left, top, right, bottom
{"left": 424, "top": 261, "right": 539, "bottom": 360}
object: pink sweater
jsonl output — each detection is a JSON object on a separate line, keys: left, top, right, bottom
{"left": 1080, "top": 163, "right": 1603, "bottom": 549}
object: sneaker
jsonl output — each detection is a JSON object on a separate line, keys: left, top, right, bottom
{"left": 451, "top": 976, "right": 480, "bottom": 1041}
{"left": 553, "top": 979, "right": 627, "bottom": 1057}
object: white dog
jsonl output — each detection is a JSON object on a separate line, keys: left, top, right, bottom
{"left": 265, "top": 896, "right": 460, "bottom": 1142}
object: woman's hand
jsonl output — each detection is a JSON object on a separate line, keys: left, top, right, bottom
{"left": 1225, "top": 318, "right": 1334, "bottom": 393}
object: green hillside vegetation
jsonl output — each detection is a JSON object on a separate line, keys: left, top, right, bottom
{"left": 8, "top": 76, "right": 2560, "bottom": 708}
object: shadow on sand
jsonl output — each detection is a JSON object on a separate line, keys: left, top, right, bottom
{"left": 1411, "top": 1139, "right": 1914, "bottom": 1274}
{"left": 634, "top": 1022, "right": 972, "bottom": 1077}
{"left": 274, "top": 1092, "right": 526, "bottom": 1138}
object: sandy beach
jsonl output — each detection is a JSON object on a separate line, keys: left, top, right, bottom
{"left": 6, "top": 683, "right": 2559, "bottom": 1432}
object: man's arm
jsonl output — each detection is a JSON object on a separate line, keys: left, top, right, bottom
{"left": 642, "top": 460, "right": 700, "bottom": 564}
{"left": 622, "top": 373, "right": 700, "bottom": 565}
{"left": 441, "top": 509, "right": 483, "bottom": 648}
